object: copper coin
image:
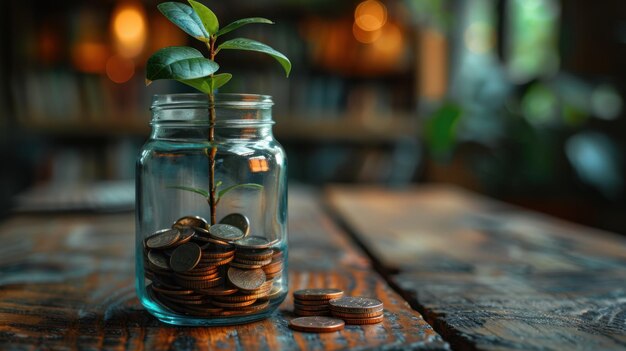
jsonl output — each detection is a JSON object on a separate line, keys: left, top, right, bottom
{"left": 294, "top": 303, "right": 330, "bottom": 312}
{"left": 235, "top": 249, "right": 274, "bottom": 261}
{"left": 202, "top": 250, "right": 235, "bottom": 259}
{"left": 329, "top": 297, "right": 383, "bottom": 314}
{"left": 147, "top": 250, "right": 170, "bottom": 270}
{"left": 169, "top": 242, "right": 202, "bottom": 273}
{"left": 294, "top": 289, "right": 344, "bottom": 301}
{"left": 175, "top": 226, "right": 196, "bottom": 245}
{"left": 173, "top": 215, "right": 208, "bottom": 229}
{"left": 294, "top": 309, "right": 331, "bottom": 317}
{"left": 294, "top": 299, "right": 331, "bottom": 306}
{"left": 210, "top": 298, "right": 257, "bottom": 308}
{"left": 262, "top": 261, "right": 283, "bottom": 274}
{"left": 227, "top": 267, "right": 266, "bottom": 290}
{"left": 219, "top": 213, "right": 250, "bottom": 236}
{"left": 265, "top": 271, "right": 283, "bottom": 280}
{"left": 199, "top": 255, "right": 234, "bottom": 267}
{"left": 195, "top": 287, "right": 239, "bottom": 296}
{"left": 239, "top": 280, "right": 273, "bottom": 294}
{"left": 151, "top": 284, "right": 195, "bottom": 296}
{"left": 342, "top": 315, "right": 385, "bottom": 325}
{"left": 146, "top": 228, "right": 180, "bottom": 249}
{"left": 174, "top": 271, "right": 220, "bottom": 281}
{"left": 213, "top": 292, "right": 265, "bottom": 303}
{"left": 176, "top": 276, "right": 223, "bottom": 289}
{"left": 237, "top": 299, "right": 270, "bottom": 312}
{"left": 331, "top": 310, "right": 384, "bottom": 319}
{"left": 158, "top": 294, "right": 208, "bottom": 305}
{"left": 209, "top": 224, "right": 245, "bottom": 242}
{"left": 234, "top": 257, "right": 273, "bottom": 265}
{"left": 229, "top": 261, "right": 264, "bottom": 269}
{"left": 289, "top": 316, "right": 345, "bottom": 333}
{"left": 233, "top": 236, "right": 271, "bottom": 249}
{"left": 176, "top": 304, "right": 223, "bottom": 315}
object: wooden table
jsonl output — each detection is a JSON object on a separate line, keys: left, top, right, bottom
{"left": 1, "top": 185, "right": 625, "bottom": 350}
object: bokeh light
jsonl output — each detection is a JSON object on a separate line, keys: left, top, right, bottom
{"left": 354, "top": 0, "right": 387, "bottom": 32}
{"left": 106, "top": 55, "right": 135, "bottom": 83}
{"left": 71, "top": 42, "right": 109, "bottom": 73}
{"left": 111, "top": 2, "right": 147, "bottom": 58}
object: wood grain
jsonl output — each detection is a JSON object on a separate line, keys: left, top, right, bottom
{"left": 327, "top": 185, "right": 626, "bottom": 351}
{"left": 0, "top": 187, "right": 447, "bottom": 350}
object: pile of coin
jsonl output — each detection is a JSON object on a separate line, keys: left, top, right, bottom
{"left": 143, "top": 214, "right": 285, "bottom": 317}
{"left": 293, "top": 289, "right": 344, "bottom": 316}
{"left": 329, "top": 297, "right": 384, "bottom": 325}
{"left": 290, "top": 289, "right": 384, "bottom": 329}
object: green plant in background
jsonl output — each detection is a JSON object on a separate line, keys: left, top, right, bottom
{"left": 146, "top": 0, "right": 291, "bottom": 224}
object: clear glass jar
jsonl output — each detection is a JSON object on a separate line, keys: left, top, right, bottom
{"left": 135, "top": 93, "right": 288, "bottom": 326}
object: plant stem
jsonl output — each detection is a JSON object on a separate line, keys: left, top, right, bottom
{"left": 208, "top": 36, "right": 218, "bottom": 225}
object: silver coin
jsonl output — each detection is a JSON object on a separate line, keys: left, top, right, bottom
{"left": 209, "top": 224, "right": 245, "bottom": 242}
{"left": 233, "top": 235, "right": 271, "bottom": 249}
{"left": 219, "top": 213, "right": 250, "bottom": 236}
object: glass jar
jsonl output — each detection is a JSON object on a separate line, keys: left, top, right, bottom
{"left": 135, "top": 93, "right": 288, "bottom": 326}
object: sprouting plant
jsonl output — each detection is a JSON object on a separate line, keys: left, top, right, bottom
{"left": 146, "top": 1, "right": 291, "bottom": 225}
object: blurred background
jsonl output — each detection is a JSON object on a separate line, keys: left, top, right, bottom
{"left": 1, "top": 0, "right": 625, "bottom": 234}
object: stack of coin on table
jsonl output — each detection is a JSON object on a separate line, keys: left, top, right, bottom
{"left": 289, "top": 289, "right": 384, "bottom": 332}
{"left": 143, "top": 213, "right": 285, "bottom": 317}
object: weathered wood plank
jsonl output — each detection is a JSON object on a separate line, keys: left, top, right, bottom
{"left": 0, "top": 187, "right": 447, "bottom": 351}
{"left": 327, "top": 185, "right": 626, "bottom": 351}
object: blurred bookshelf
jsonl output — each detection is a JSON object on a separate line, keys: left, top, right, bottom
{"left": 4, "top": 0, "right": 424, "bottom": 190}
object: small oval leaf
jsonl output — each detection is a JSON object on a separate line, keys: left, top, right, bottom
{"left": 210, "top": 73, "right": 233, "bottom": 90}
{"left": 147, "top": 46, "right": 219, "bottom": 81}
{"left": 188, "top": 0, "right": 219, "bottom": 35}
{"left": 215, "top": 17, "right": 274, "bottom": 37}
{"left": 158, "top": 2, "right": 210, "bottom": 42}
{"left": 217, "top": 38, "right": 291, "bottom": 77}
{"left": 180, "top": 73, "right": 232, "bottom": 93}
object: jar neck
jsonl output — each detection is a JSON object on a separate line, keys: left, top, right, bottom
{"left": 150, "top": 93, "right": 274, "bottom": 141}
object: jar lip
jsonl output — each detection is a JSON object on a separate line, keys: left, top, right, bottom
{"left": 151, "top": 93, "right": 273, "bottom": 110}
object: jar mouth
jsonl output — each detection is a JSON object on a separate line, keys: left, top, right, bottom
{"left": 151, "top": 93, "right": 273, "bottom": 110}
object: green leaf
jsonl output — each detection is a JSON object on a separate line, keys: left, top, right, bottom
{"left": 217, "top": 183, "right": 263, "bottom": 200}
{"left": 146, "top": 46, "right": 219, "bottom": 83}
{"left": 157, "top": 2, "right": 210, "bottom": 42}
{"left": 188, "top": 0, "right": 219, "bottom": 35}
{"left": 180, "top": 73, "right": 232, "bottom": 93}
{"left": 216, "top": 180, "right": 223, "bottom": 188}
{"left": 217, "top": 38, "right": 291, "bottom": 77}
{"left": 424, "top": 103, "right": 462, "bottom": 160}
{"left": 167, "top": 185, "right": 210, "bottom": 198}
{"left": 215, "top": 17, "right": 274, "bottom": 37}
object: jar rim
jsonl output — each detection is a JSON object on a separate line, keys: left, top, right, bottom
{"left": 151, "top": 93, "right": 274, "bottom": 110}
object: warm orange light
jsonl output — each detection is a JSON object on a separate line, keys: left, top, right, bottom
{"left": 353, "top": 22, "right": 382, "bottom": 44}
{"left": 71, "top": 42, "right": 109, "bottom": 73}
{"left": 249, "top": 157, "right": 269, "bottom": 173}
{"left": 355, "top": 0, "right": 387, "bottom": 32}
{"left": 372, "top": 22, "right": 403, "bottom": 55}
{"left": 111, "top": 3, "right": 147, "bottom": 58}
{"left": 106, "top": 55, "right": 135, "bottom": 83}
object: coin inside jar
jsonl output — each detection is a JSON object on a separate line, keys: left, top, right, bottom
{"left": 146, "top": 228, "right": 180, "bottom": 249}
{"left": 169, "top": 242, "right": 202, "bottom": 273}
{"left": 173, "top": 215, "right": 209, "bottom": 230}
{"left": 209, "top": 224, "right": 245, "bottom": 242}
{"left": 288, "top": 316, "right": 345, "bottom": 333}
{"left": 219, "top": 213, "right": 250, "bottom": 236}
{"left": 227, "top": 267, "right": 266, "bottom": 291}
{"left": 233, "top": 235, "right": 271, "bottom": 250}
{"left": 147, "top": 250, "right": 170, "bottom": 270}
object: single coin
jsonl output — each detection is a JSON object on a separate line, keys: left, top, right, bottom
{"left": 219, "top": 213, "right": 250, "bottom": 236}
{"left": 329, "top": 297, "right": 383, "bottom": 314}
{"left": 146, "top": 228, "right": 180, "bottom": 249}
{"left": 147, "top": 250, "right": 170, "bottom": 270}
{"left": 169, "top": 242, "right": 202, "bottom": 273}
{"left": 174, "top": 215, "right": 208, "bottom": 230}
{"left": 294, "top": 289, "right": 344, "bottom": 301}
{"left": 209, "top": 224, "right": 245, "bottom": 242}
{"left": 175, "top": 226, "right": 196, "bottom": 245}
{"left": 233, "top": 236, "right": 271, "bottom": 250}
{"left": 234, "top": 257, "right": 273, "bottom": 266}
{"left": 239, "top": 280, "right": 273, "bottom": 293}
{"left": 294, "top": 309, "right": 331, "bottom": 317}
{"left": 294, "top": 303, "right": 331, "bottom": 312}
{"left": 202, "top": 250, "right": 236, "bottom": 259}
{"left": 294, "top": 299, "right": 331, "bottom": 306}
{"left": 227, "top": 267, "right": 266, "bottom": 291}
{"left": 289, "top": 316, "right": 345, "bottom": 333}
{"left": 342, "top": 315, "right": 385, "bottom": 325}
{"left": 235, "top": 249, "right": 274, "bottom": 261}
{"left": 210, "top": 298, "right": 257, "bottom": 308}
{"left": 151, "top": 285, "right": 195, "bottom": 296}
{"left": 229, "top": 261, "right": 265, "bottom": 269}
{"left": 331, "top": 310, "right": 384, "bottom": 319}
{"left": 195, "top": 287, "right": 239, "bottom": 296}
